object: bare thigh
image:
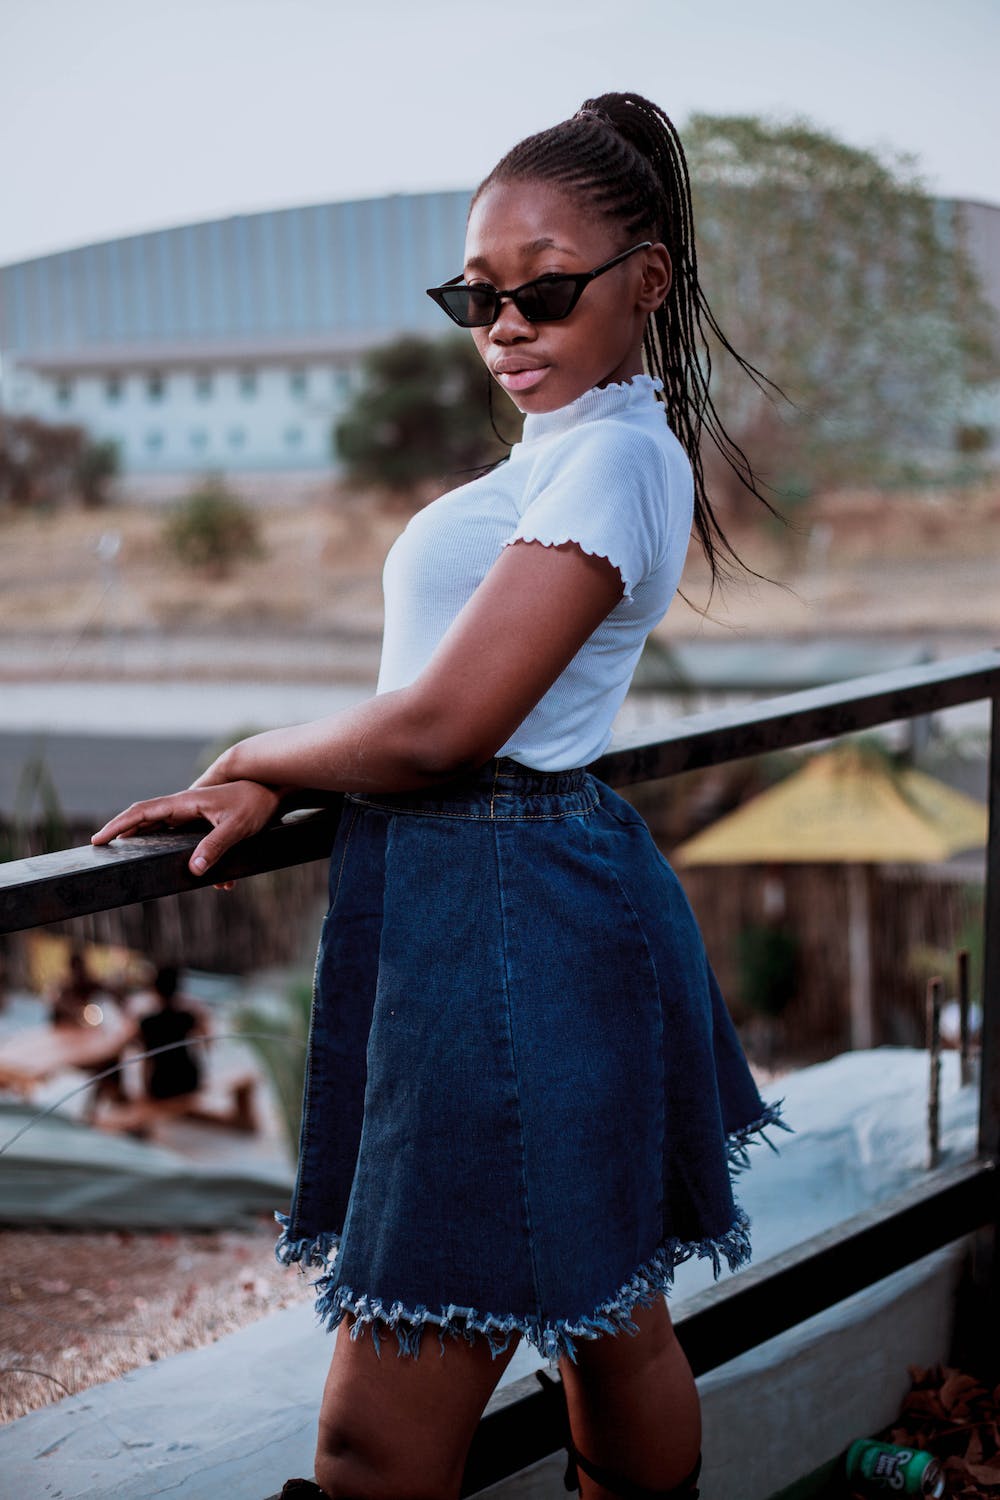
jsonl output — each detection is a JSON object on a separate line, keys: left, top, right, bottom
{"left": 315, "top": 1315, "right": 521, "bottom": 1500}
{"left": 557, "top": 1298, "right": 702, "bottom": 1489}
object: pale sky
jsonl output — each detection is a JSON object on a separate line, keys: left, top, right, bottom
{"left": 2, "top": 0, "right": 997, "bottom": 267}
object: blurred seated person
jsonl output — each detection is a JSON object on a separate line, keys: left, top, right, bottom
{"left": 50, "top": 946, "right": 115, "bottom": 1026}
{"left": 95, "top": 966, "right": 258, "bottom": 1140}
{"left": 138, "top": 965, "right": 212, "bottom": 1104}
{"left": 50, "top": 945, "right": 132, "bottom": 1116}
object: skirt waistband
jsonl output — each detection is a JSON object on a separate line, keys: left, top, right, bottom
{"left": 345, "top": 757, "right": 598, "bottom": 821}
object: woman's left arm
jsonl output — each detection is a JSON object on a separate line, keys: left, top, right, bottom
{"left": 92, "top": 539, "right": 624, "bottom": 871}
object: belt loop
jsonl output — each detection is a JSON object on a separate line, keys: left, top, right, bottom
{"left": 489, "top": 757, "right": 501, "bottom": 820}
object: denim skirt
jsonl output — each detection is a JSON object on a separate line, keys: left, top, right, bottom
{"left": 274, "top": 757, "right": 787, "bottom": 1366}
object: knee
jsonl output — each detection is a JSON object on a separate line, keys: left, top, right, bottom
{"left": 314, "top": 1431, "right": 456, "bottom": 1500}
{"left": 314, "top": 1425, "right": 368, "bottom": 1500}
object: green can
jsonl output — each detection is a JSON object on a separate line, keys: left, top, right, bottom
{"left": 845, "top": 1439, "right": 945, "bottom": 1496}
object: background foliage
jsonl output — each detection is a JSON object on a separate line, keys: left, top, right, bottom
{"left": 684, "top": 114, "right": 998, "bottom": 502}
{"left": 334, "top": 334, "right": 523, "bottom": 499}
{"left": 331, "top": 117, "right": 997, "bottom": 508}
{"left": 162, "top": 476, "right": 264, "bottom": 576}
{"left": 0, "top": 416, "right": 119, "bottom": 510}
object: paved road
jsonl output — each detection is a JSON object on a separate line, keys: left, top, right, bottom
{"left": 1, "top": 729, "right": 217, "bottom": 821}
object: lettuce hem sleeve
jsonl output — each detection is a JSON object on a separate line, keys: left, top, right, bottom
{"left": 501, "top": 531, "right": 637, "bottom": 604}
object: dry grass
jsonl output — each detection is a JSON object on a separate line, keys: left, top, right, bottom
{"left": 1, "top": 477, "right": 999, "bottom": 655}
{"left": 0, "top": 1219, "right": 317, "bottom": 1425}
{"left": 0, "top": 497, "right": 402, "bottom": 637}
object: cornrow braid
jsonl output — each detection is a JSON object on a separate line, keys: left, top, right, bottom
{"left": 473, "top": 91, "right": 786, "bottom": 598}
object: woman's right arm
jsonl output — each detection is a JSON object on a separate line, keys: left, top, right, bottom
{"left": 92, "top": 536, "right": 625, "bottom": 872}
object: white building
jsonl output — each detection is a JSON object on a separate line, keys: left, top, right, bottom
{"left": 0, "top": 191, "right": 471, "bottom": 484}
{"left": 1, "top": 191, "right": 997, "bottom": 486}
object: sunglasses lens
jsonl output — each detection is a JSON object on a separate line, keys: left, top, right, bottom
{"left": 439, "top": 284, "right": 498, "bottom": 327}
{"left": 515, "top": 276, "right": 578, "bottom": 322}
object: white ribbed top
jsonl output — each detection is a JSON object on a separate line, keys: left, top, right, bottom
{"left": 376, "top": 373, "right": 694, "bottom": 770}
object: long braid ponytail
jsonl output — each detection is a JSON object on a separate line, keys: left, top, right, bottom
{"left": 473, "top": 91, "right": 786, "bottom": 598}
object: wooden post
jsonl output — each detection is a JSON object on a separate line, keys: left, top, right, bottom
{"left": 927, "top": 976, "right": 943, "bottom": 1171}
{"left": 973, "top": 692, "right": 1000, "bottom": 1379}
{"left": 958, "top": 946, "right": 973, "bottom": 1088}
{"left": 847, "top": 862, "right": 874, "bottom": 1050}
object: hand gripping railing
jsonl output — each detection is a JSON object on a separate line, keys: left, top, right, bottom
{"left": 1, "top": 647, "right": 999, "bottom": 1493}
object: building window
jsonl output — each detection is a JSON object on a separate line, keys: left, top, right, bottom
{"left": 228, "top": 427, "right": 246, "bottom": 449}
{"left": 55, "top": 378, "right": 73, "bottom": 406}
{"left": 239, "top": 369, "right": 257, "bottom": 397}
{"left": 105, "top": 374, "right": 122, "bottom": 403}
{"left": 147, "top": 371, "right": 165, "bottom": 401}
{"left": 145, "top": 430, "right": 164, "bottom": 452}
{"left": 195, "top": 371, "right": 213, "bottom": 400}
{"left": 289, "top": 368, "right": 307, "bottom": 397}
{"left": 190, "top": 429, "right": 208, "bottom": 452}
{"left": 284, "top": 425, "right": 303, "bottom": 449}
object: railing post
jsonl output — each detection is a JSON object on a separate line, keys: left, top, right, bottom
{"left": 979, "top": 692, "right": 1000, "bottom": 1161}
{"left": 973, "top": 692, "right": 1000, "bottom": 1377}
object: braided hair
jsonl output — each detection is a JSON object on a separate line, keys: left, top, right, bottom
{"left": 474, "top": 91, "right": 785, "bottom": 597}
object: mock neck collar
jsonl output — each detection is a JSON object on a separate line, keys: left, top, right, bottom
{"left": 520, "top": 373, "right": 664, "bottom": 446}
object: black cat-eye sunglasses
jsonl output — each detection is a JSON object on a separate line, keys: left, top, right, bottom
{"left": 425, "top": 242, "right": 652, "bottom": 328}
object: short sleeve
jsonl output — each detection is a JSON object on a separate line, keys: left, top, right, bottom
{"left": 501, "top": 423, "right": 669, "bottom": 603}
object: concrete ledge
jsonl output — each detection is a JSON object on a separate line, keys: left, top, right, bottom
{"left": 477, "top": 1242, "right": 969, "bottom": 1499}
{"left": 0, "top": 1295, "right": 545, "bottom": 1499}
{"left": 0, "top": 1240, "right": 967, "bottom": 1499}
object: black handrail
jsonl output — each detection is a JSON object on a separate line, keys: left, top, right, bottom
{"left": 3, "top": 649, "right": 997, "bottom": 935}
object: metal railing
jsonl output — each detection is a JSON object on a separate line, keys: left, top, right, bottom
{"left": 2, "top": 647, "right": 998, "bottom": 1494}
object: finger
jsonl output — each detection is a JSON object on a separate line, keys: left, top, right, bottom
{"left": 91, "top": 800, "right": 179, "bottom": 844}
{"left": 189, "top": 821, "right": 246, "bottom": 877}
{"left": 92, "top": 808, "right": 141, "bottom": 844}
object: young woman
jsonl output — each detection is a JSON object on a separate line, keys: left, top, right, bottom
{"left": 93, "top": 93, "right": 787, "bottom": 1500}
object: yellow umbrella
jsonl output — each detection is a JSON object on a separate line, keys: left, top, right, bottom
{"left": 674, "top": 742, "right": 988, "bottom": 865}
{"left": 673, "top": 741, "right": 988, "bottom": 1047}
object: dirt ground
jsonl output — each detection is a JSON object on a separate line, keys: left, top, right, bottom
{"left": 0, "top": 1218, "right": 317, "bottom": 1424}
{"left": 0, "top": 475, "right": 998, "bottom": 666}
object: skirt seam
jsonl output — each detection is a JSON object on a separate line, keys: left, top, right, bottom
{"left": 490, "top": 819, "right": 546, "bottom": 1323}
{"left": 586, "top": 832, "right": 668, "bottom": 1239}
{"left": 330, "top": 801, "right": 362, "bottom": 910}
{"left": 286, "top": 802, "right": 361, "bottom": 1241}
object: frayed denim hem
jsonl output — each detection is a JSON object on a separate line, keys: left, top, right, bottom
{"left": 273, "top": 1212, "right": 342, "bottom": 1270}
{"left": 726, "top": 1098, "right": 794, "bottom": 1175}
{"left": 273, "top": 1206, "right": 752, "bottom": 1370}
{"left": 273, "top": 1099, "right": 791, "bottom": 1369}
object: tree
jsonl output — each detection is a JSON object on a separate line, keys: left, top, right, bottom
{"left": 0, "top": 415, "right": 118, "bottom": 510}
{"left": 334, "top": 335, "right": 522, "bottom": 501}
{"left": 683, "top": 115, "right": 997, "bottom": 500}
{"left": 74, "top": 437, "right": 120, "bottom": 508}
{"left": 0, "top": 417, "right": 119, "bottom": 510}
{"left": 163, "top": 476, "right": 263, "bottom": 576}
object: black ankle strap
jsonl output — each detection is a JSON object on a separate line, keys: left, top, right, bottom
{"left": 569, "top": 1441, "right": 701, "bottom": 1499}
{"left": 534, "top": 1371, "right": 701, "bottom": 1498}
